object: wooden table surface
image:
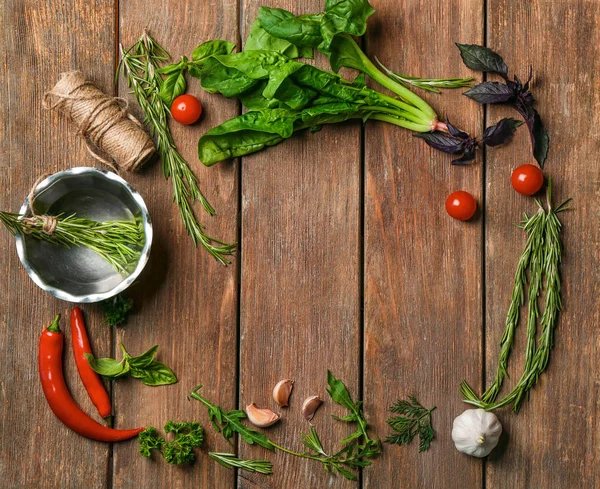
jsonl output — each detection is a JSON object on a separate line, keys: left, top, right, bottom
{"left": 1, "top": 0, "right": 598, "bottom": 488}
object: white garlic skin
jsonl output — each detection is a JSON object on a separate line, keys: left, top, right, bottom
{"left": 452, "top": 409, "right": 502, "bottom": 457}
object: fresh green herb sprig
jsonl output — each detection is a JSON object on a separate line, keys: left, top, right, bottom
{"left": 118, "top": 32, "right": 236, "bottom": 264}
{"left": 191, "top": 371, "right": 381, "bottom": 481}
{"left": 139, "top": 421, "right": 204, "bottom": 465}
{"left": 0, "top": 211, "right": 143, "bottom": 274}
{"left": 86, "top": 343, "right": 177, "bottom": 386}
{"left": 375, "top": 56, "right": 474, "bottom": 93}
{"left": 101, "top": 293, "right": 133, "bottom": 326}
{"left": 385, "top": 396, "right": 436, "bottom": 452}
{"left": 208, "top": 452, "right": 273, "bottom": 474}
{"left": 461, "top": 180, "right": 570, "bottom": 412}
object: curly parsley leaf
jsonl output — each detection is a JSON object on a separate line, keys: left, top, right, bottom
{"left": 101, "top": 293, "right": 133, "bottom": 327}
{"left": 139, "top": 427, "right": 165, "bottom": 457}
{"left": 385, "top": 396, "right": 436, "bottom": 452}
{"left": 139, "top": 421, "right": 204, "bottom": 465}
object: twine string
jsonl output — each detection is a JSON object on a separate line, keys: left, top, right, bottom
{"left": 22, "top": 174, "right": 57, "bottom": 235}
{"left": 43, "top": 71, "right": 155, "bottom": 172}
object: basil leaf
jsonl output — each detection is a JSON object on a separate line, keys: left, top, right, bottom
{"left": 85, "top": 353, "right": 129, "bottom": 378}
{"left": 482, "top": 118, "right": 523, "bottom": 147}
{"left": 456, "top": 44, "right": 508, "bottom": 78}
{"left": 128, "top": 344, "right": 159, "bottom": 368}
{"left": 463, "top": 81, "right": 514, "bottom": 104}
{"left": 131, "top": 361, "right": 178, "bottom": 386}
{"left": 159, "top": 70, "right": 186, "bottom": 106}
{"left": 192, "top": 40, "right": 236, "bottom": 63}
{"left": 157, "top": 57, "right": 188, "bottom": 75}
{"left": 414, "top": 132, "right": 466, "bottom": 155}
{"left": 526, "top": 108, "right": 550, "bottom": 167}
{"left": 452, "top": 148, "right": 476, "bottom": 165}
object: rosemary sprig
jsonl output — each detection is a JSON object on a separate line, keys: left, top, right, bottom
{"left": 118, "top": 32, "right": 235, "bottom": 265}
{"left": 461, "top": 179, "right": 570, "bottom": 412}
{"left": 208, "top": 452, "right": 273, "bottom": 475}
{"left": 0, "top": 211, "right": 143, "bottom": 274}
{"left": 385, "top": 396, "right": 436, "bottom": 452}
{"left": 375, "top": 56, "right": 473, "bottom": 93}
{"left": 191, "top": 372, "right": 381, "bottom": 481}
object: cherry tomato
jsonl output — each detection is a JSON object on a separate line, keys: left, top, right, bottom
{"left": 445, "top": 191, "right": 477, "bottom": 221}
{"left": 511, "top": 164, "right": 544, "bottom": 196}
{"left": 171, "top": 94, "right": 202, "bottom": 125}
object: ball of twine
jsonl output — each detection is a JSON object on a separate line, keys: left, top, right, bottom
{"left": 43, "top": 71, "right": 155, "bottom": 172}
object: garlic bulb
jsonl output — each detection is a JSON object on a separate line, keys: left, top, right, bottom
{"left": 452, "top": 409, "right": 502, "bottom": 457}
{"left": 246, "top": 403, "right": 281, "bottom": 428}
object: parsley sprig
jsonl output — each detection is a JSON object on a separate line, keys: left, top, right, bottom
{"left": 385, "top": 396, "right": 436, "bottom": 452}
{"left": 191, "top": 371, "right": 381, "bottom": 481}
{"left": 139, "top": 421, "right": 204, "bottom": 465}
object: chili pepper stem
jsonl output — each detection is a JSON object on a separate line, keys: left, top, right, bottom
{"left": 48, "top": 314, "right": 61, "bottom": 333}
{"left": 104, "top": 415, "right": 113, "bottom": 428}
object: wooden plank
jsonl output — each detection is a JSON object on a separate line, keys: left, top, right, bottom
{"left": 112, "top": 1, "right": 240, "bottom": 488}
{"left": 363, "top": 0, "right": 484, "bottom": 487}
{"left": 0, "top": 0, "right": 115, "bottom": 487}
{"left": 485, "top": 1, "right": 600, "bottom": 487}
{"left": 237, "top": 1, "right": 361, "bottom": 488}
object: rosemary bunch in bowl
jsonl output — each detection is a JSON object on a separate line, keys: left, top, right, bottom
{"left": 0, "top": 211, "right": 144, "bottom": 274}
{"left": 118, "top": 32, "right": 235, "bottom": 265}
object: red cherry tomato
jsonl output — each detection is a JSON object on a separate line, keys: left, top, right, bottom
{"left": 171, "top": 94, "right": 202, "bottom": 125}
{"left": 511, "top": 164, "right": 544, "bottom": 196}
{"left": 446, "top": 191, "right": 477, "bottom": 221}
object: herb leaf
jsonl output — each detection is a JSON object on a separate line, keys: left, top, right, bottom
{"left": 414, "top": 132, "right": 467, "bottom": 155}
{"left": 139, "top": 427, "right": 165, "bottom": 457}
{"left": 208, "top": 452, "right": 273, "bottom": 475}
{"left": 482, "top": 118, "right": 523, "bottom": 147}
{"left": 456, "top": 43, "right": 508, "bottom": 78}
{"left": 385, "top": 396, "right": 436, "bottom": 452}
{"left": 527, "top": 108, "right": 550, "bottom": 167}
{"left": 84, "top": 354, "right": 130, "bottom": 378}
{"left": 139, "top": 421, "right": 204, "bottom": 465}
{"left": 101, "top": 293, "right": 133, "bottom": 327}
{"left": 127, "top": 344, "right": 159, "bottom": 368}
{"left": 159, "top": 70, "right": 186, "bottom": 106}
{"left": 463, "top": 81, "right": 514, "bottom": 104}
{"left": 131, "top": 361, "right": 177, "bottom": 386}
{"left": 192, "top": 40, "right": 236, "bottom": 62}
{"left": 190, "top": 386, "right": 276, "bottom": 451}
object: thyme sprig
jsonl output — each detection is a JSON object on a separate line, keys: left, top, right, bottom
{"left": 208, "top": 452, "right": 273, "bottom": 474}
{"left": 118, "top": 32, "right": 235, "bottom": 264}
{"left": 191, "top": 372, "right": 380, "bottom": 481}
{"left": 0, "top": 211, "right": 143, "bottom": 274}
{"left": 461, "top": 179, "right": 570, "bottom": 411}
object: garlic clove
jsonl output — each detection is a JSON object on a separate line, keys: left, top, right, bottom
{"left": 246, "top": 403, "right": 281, "bottom": 428}
{"left": 273, "top": 379, "right": 294, "bottom": 407}
{"left": 301, "top": 395, "right": 323, "bottom": 421}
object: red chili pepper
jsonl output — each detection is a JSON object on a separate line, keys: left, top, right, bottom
{"left": 70, "top": 307, "right": 112, "bottom": 425}
{"left": 39, "top": 314, "right": 143, "bottom": 442}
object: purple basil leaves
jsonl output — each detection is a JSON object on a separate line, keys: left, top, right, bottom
{"left": 415, "top": 119, "right": 478, "bottom": 165}
{"left": 482, "top": 118, "right": 523, "bottom": 147}
{"left": 456, "top": 43, "right": 549, "bottom": 167}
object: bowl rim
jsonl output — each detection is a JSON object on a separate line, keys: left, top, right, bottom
{"left": 15, "top": 167, "right": 153, "bottom": 303}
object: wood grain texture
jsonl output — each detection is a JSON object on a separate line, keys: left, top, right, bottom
{"left": 0, "top": 1, "right": 115, "bottom": 488}
{"left": 363, "top": 0, "right": 484, "bottom": 487}
{"left": 113, "top": 1, "right": 240, "bottom": 488}
{"left": 237, "top": 1, "right": 361, "bottom": 488}
{"left": 484, "top": 1, "right": 600, "bottom": 488}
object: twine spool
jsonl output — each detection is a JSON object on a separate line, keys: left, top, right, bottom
{"left": 43, "top": 71, "right": 155, "bottom": 172}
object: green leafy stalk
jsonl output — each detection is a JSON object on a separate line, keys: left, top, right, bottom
{"left": 374, "top": 56, "right": 473, "bottom": 93}
{"left": 191, "top": 372, "right": 380, "bottom": 481}
{"left": 461, "top": 180, "right": 570, "bottom": 412}
{"left": 118, "top": 32, "right": 236, "bottom": 264}
{"left": 208, "top": 452, "right": 273, "bottom": 474}
{"left": 101, "top": 293, "right": 133, "bottom": 326}
{"left": 385, "top": 396, "right": 436, "bottom": 452}
{"left": 86, "top": 343, "right": 177, "bottom": 386}
{"left": 0, "top": 211, "right": 143, "bottom": 274}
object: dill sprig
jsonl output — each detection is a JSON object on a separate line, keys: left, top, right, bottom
{"left": 208, "top": 452, "right": 273, "bottom": 475}
{"left": 461, "top": 179, "right": 570, "bottom": 412}
{"left": 0, "top": 210, "right": 143, "bottom": 274}
{"left": 385, "top": 396, "right": 436, "bottom": 452}
{"left": 375, "top": 56, "right": 473, "bottom": 93}
{"left": 118, "top": 32, "right": 236, "bottom": 265}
